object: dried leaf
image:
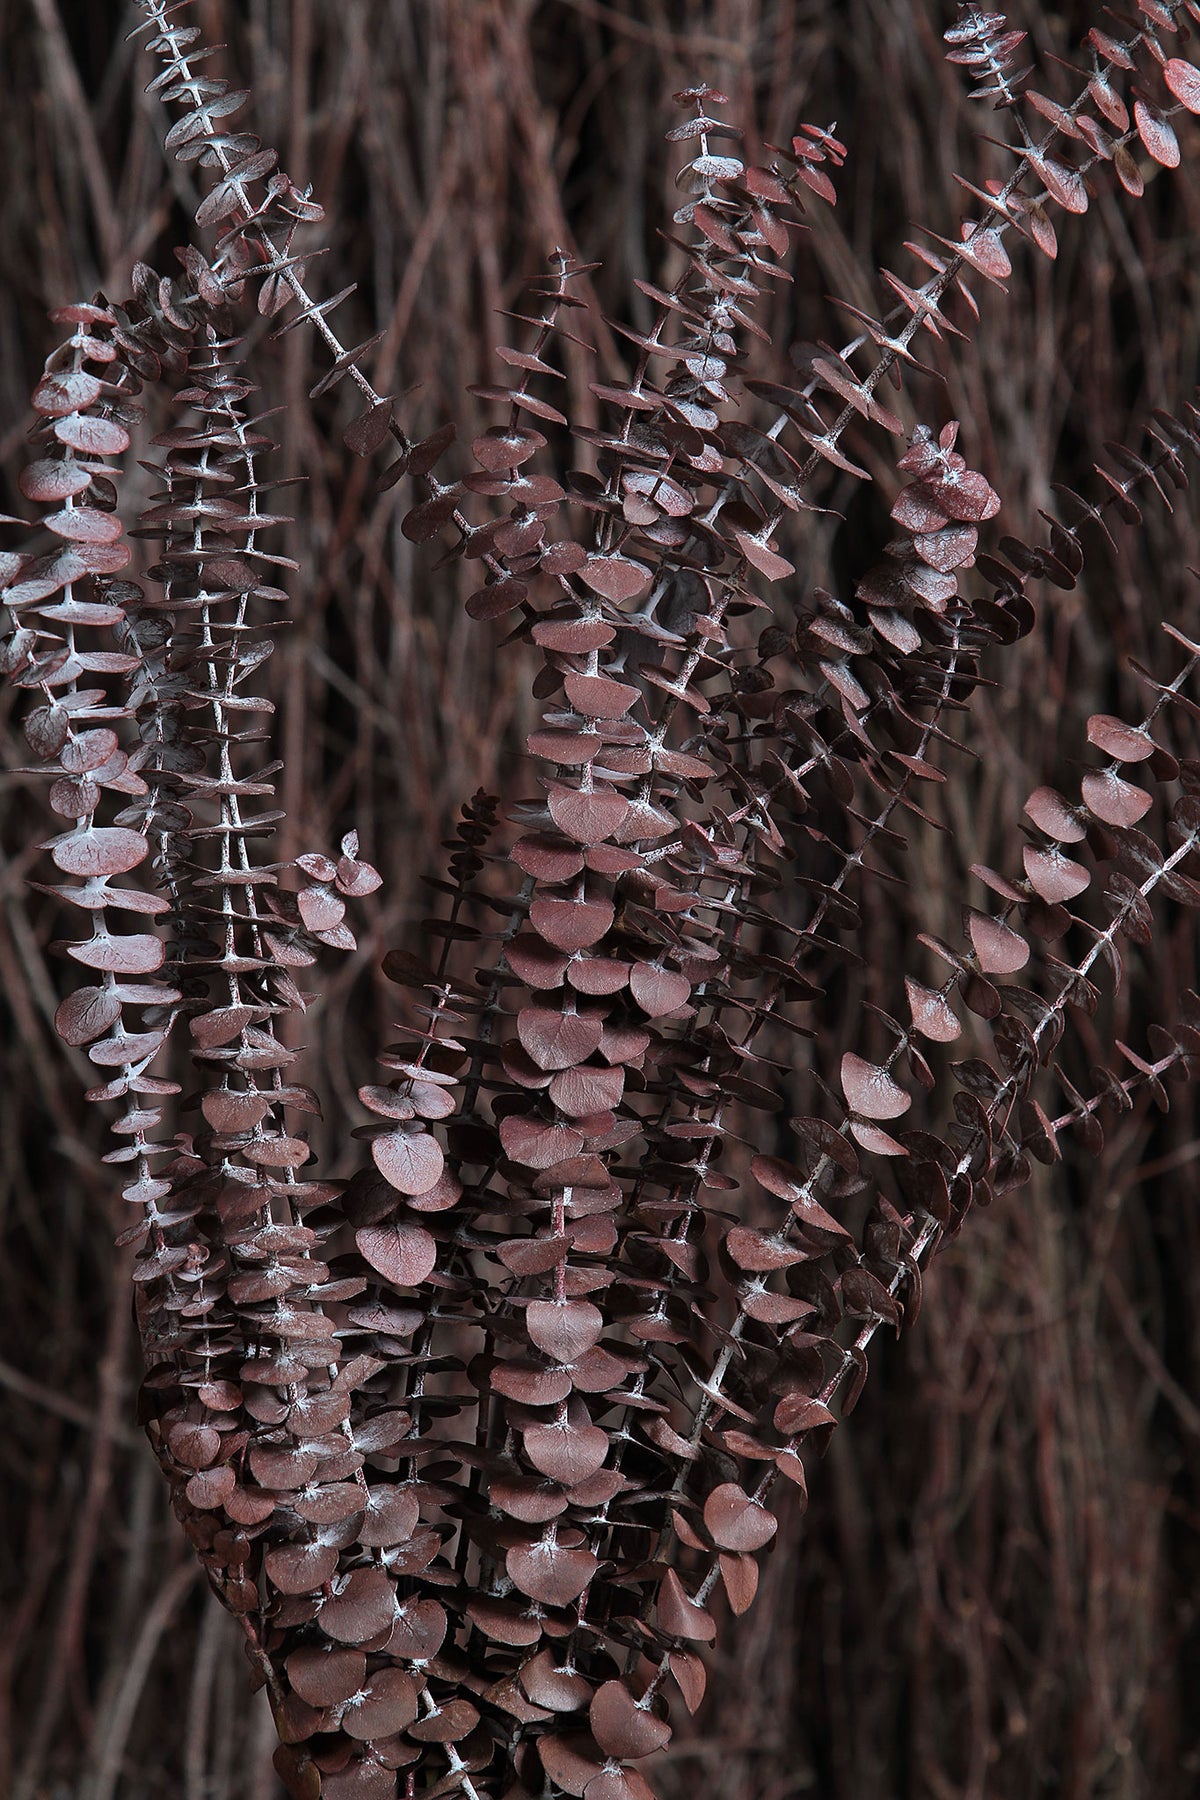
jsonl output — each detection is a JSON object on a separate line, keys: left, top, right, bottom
{"left": 629, "top": 963, "right": 691, "bottom": 1016}
{"left": 904, "top": 977, "right": 961, "bottom": 1042}
{"left": 319, "top": 1568, "right": 397, "bottom": 1644}
{"left": 342, "top": 1668, "right": 419, "bottom": 1740}
{"left": 1023, "top": 844, "right": 1090, "bottom": 903}
{"left": 371, "top": 1128, "right": 445, "bottom": 1196}
{"left": 287, "top": 1646, "right": 367, "bottom": 1709}
{"left": 526, "top": 1298, "right": 604, "bottom": 1362}
{"left": 354, "top": 1221, "right": 438, "bottom": 1287}
{"left": 656, "top": 1569, "right": 717, "bottom": 1641}
{"left": 523, "top": 1412, "right": 609, "bottom": 1484}
{"left": 548, "top": 786, "right": 630, "bottom": 845}
{"left": 47, "top": 826, "right": 149, "bottom": 877}
{"left": 966, "top": 908, "right": 1029, "bottom": 975}
{"left": 589, "top": 1682, "right": 671, "bottom": 1759}
{"left": 1164, "top": 57, "right": 1200, "bottom": 112}
{"left": 1081, "top": 768, "right": 1153, "bottom": 827}
{"left": 517, "top": 1006, "right": 605, "bottom": 1072}
{"left": 581, "top": 555, "right": 652, "bottom": 601}
{"left": 507, "top": 1537, "right": 599, "bottom": 1606}
{"left": 54, "top": 986, "right": 122, "bottom": 1046}
{"left": 1134, "top": 99, "right": 1180, "bottom": 168}
{"left": 702, "top": 1482, "right": 777, "bottom": 1551}
{"left": 564, "top": 672, "right": 641, "bottom": 720}
{"left": 518, "top": 1651, "right": 593, "bottom": 1712}
{"left": 840, "top": 1053, "right": 911, "bottom": 1120}
{"left": 529, "top": 893, "right": 615, "bottom": 952}
{"left": 1086, "top": 714, "right": 1155, "bottom": 762}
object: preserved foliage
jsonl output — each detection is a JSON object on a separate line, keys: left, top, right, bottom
{"left": 4, "top": 2, "right": 1200, "bottom": 1797}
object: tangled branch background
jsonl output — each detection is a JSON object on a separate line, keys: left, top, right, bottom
{"left": 3, "top": 3, "right": 1200, "bottom": 1797}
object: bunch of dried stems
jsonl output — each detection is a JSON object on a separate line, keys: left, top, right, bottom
{"left": 3, "top": 3, "right": 1200, "bottom": 1798}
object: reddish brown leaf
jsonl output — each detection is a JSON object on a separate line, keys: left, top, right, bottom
{"left": 541, "top": 540, "right": 589, "bottom": 574}
{"left": 1164, "top": 57, "right": 1200, "bottom": 113}
{"left": 1022, "top": 845, "right": 1090, "bottom": 903}
{"left": 589, "top": 1682, "right": 671, "bottom": 1759}
{"left": 1024, "top": 785, "right": 1088, "bottom": 843}
{"left": 500, "top": 1112, "right": 586, "bottom": 1169}
{"left": 564, "top": 671, "right": 641, "bottom": 720}
{"left": 890, "top": 487, "right": 949, "bottom": 534}
{"left": 1080, "top": 768, "right": 1152, "bottom": 827}
{"left": 724, "top": 1226, "right": 806, "bottom": 1271}
{"left": 54, "top": 414, "right": 130, "bottom": 455}
{"left": 201, "top": 1090, "right": 273, "bottom": 1132}
{"left": 703, "top": 1482, "right": 777, "bottom": 1551}
{"left": 33, "top": 370, "right": 103, "bottom": 416}
{"left": 265, "top": 1542, "right": 340, "bottom": 1596}
{"left": 67, "top": 932, "right": 164, "bottom": 975}
{"left": 384, "top": 1597, "right": 447, "bottom": 1660}
{"left": 1113, "top": 144, "right": 1144, "bottom": 197}
{"left": 287, "top": 1646, "right": 367, "bottom": 1709}
{"left": 519, "top": 1650, "right": 593, "bottom": 1712}
{"left": 668, "top": 1649, "right": 707, "bottom": 1714}
{"left": 526, "top": 1298, "right": 604, "bottom": 1362}
{"left": 549, "top": 1063, "right": 625, "bottom": 1116}
{"left": 506, "top": 933, "right": 571, "bottom": 988}
{"left": 191, "top": 1005, "right": 260, "bottom": 1048}
{"left": 1029, "top": 151, "right": 1088, "bottom": 213}
{"left": 534, "top": 616, "right": 616, "bottom": 653}
{"left": 656, "top": 1568, "right": 716, "bottom": 1641}
{"left": 44, "top": 505, "right": 123, "bottom": 545}
{"left": 1134, "top": 99, "right": 1180, "bottom": 168}
{"left": 538, "top": 1736, "right": 603, "bottom": 1798}
{"left": 517, "top": 1006, "right": 605, "bottom": 1072}
{"left": 241, "top": 1135, "right": 311, "bottom": 1169}
{"left": 840, "top": 1052, "right": 911, "bottom": 1120}
{"left": 318, "top": 1755, "right": 392, "bottom": 1800}
{"left": 1086, "top": 714, "right": 1155, "bottom": 763}
{"left": 371, "top": 1128, "right": 444, "bottom": 1196}
{"left": 167, "top": 1422, "right": 220, "bottom": 1468}
{"left": 184, "top": 1465, "right": 236, "bottom": 1510}
{"left": 513, "top": 833, "right": 585, "bottom": 883}
{"left": 528, "top": 726, "right": 602, "bottom": 766}
{"left": 598, "top": 1022, "right": 650, "bottom": 1065}
{"left": 47, "top": 826, "right": 149, "bottom": 877}
{"left": 925, "top": 468, "right": 1000, "bottom": 522}
{"left": 585, "top": 1769, "right": 657, "bottom": 1800}
{"left": 19, "top": 458, "right": 93, "bottom": 502}
{"left": 497, "top": 1234, "right": 570, "bottom": 1276}
{"left": 529, "top": 893, "right": 615, "bottom": 952}
{"left": 491, "top": 1474, "right": 568, "bottom": 1523}
{"left": 319, "top": 1568, "right": 396, "bottom": 1644}
{"left": 354, "top": 1221, "right": 437, "bottom": 1287}
{"left": 407, "top": 1697, "right": 480, "bottom": 1742}
{"left": 966, "top": 908, "right": 1029, "bottom": 975}
{"left": 297, "top": 885, "right": 346, "bottom": 932}
{"left": 357, "top": 1484, "right": 420, "bottom": 1549}
{"left": 629, "top": 963, "right": 691, "bottom": 1016}
{"left": 719, "top": 1550, "right": 759, "bottom": 1615}
{"left": 343, "top": 398, "right": 394, "bottom": 456}
{"left": 548, "top": 786, "right": 630, "bottom": 845}
{"left": 733, "top": 529, "right": 795, "bottom": 580}
{"left": 507, "top": 1537, "right": 599, "bottom": 1606}
{"left": 523, "top": 1414, "right": 609, "bottom": 1484}
{"left": 581, "top": 555, "right": 651, "bottom": 601}
{"left": 904, "top": 977, "right": 961, "bottom": 1043}
{"left": 773, "top": 1393, "right": 837, "bottom": 1437}
{"left": 54, "top": 986, "right": 122, "bottom": 1046}
{"left": 342, "top": 1668, "right": 419, "bottom": 1740}
{"left": 750, "top": 1154, "right": 853, "bottom": 1237}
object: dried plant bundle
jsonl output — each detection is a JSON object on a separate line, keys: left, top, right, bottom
{"left": 4, "top": 2, "right": 1200, "bottom": 1797}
